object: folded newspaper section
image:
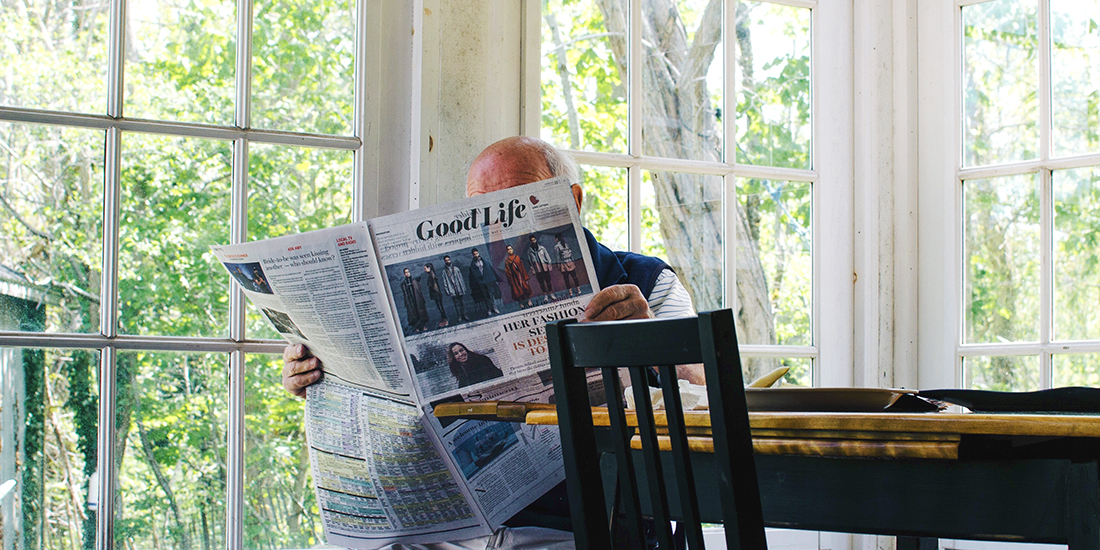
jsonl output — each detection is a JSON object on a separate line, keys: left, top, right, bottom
{"left": 211, "top": 178, "right": 599, "bottom": 548}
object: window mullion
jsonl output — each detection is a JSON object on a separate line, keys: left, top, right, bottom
{"left": 97, "top": 123, "right": 122, "bottom": 550}
{"left": 723, "top": 0, "right": 737, "bottom": 311}
{"left": 1038, "top": 0, "right": 1052, "bottom": 388}
{"left": 1040, "top": 167, "right": 1053, "bottom": 388}
{"left": 228, "top": 0, "right": 254, "bottom": 545}
{"left": 628, "top": 0, "right": 642, "bottom": 253}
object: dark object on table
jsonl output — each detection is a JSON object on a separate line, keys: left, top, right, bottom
{"left": 918, "top": 387, "right": 1100, "bottom": 413}
{"left": 745, "top": 387, "right": 944, "bottom": 412}
{"left": 548, "top": 309, "right": 767, "bottom": 550}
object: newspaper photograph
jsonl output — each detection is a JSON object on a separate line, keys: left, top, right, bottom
{"left": 369, "top": 178, "right": 598, "bottom": 404}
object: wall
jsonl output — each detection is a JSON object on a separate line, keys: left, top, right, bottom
{"left": 418, "top": 0, "right": 526, "bottom": 207}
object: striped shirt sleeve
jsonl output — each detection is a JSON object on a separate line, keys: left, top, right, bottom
{"left": 647, "top": 269, "right": 696, "bottom": 319}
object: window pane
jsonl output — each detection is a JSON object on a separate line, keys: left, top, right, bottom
{"left": 578, "top": 165, "right": 628, "bottom": 253}
{"left": 120, "top": 134, "right": 233, "bottom": 337}
{"left": 1053, "top": 353, "right": 1100, "bottom": 386}
{"left": 244, "top": 354, "right": 321, "bottom": 547}
{"left": 0, "top": 0, "right": 107, "bottom": 113}
{"left": 116, "top": 351, "right": 226, "bottom": 550}
{"left": 1054, "top": 167, "right": 1100, "bottom": 341}
{"left": 252, "top": 0, "right": 355, "bottom": 135}
{"left": 1, "top": 123, "right": 103, "bottom": 334}
{"left": 642, "top": 0, "right": 724, "bottom": 162}
{"left": 738, "top": 178, "right": 812, "bottom": 347}
{"left": 126, "top": 0, "right": 236, "bottom": 124}
{"left": 965, "top": 354, "right": 1040, "bottom": 391}
{"left": 642, "top": 171, "right": 723, "bottom": 312}
{"left": 962, "top": 0, "right": 1039, "bottom": 167}
{"left": 772, "top": 357, "right": 812, "bottom": 387}
{"left": 964, "top": 174, "right": 1041, "bottom": 343}
{"left": 1050, "top": 0, "right": 1100, "bottom": 157}
{"left": 734, "top": 2, "right": 812, "bottom": 169}
{"left": 246, "top": 144, "right": 353, "bottom": 339}
{"left": 0, "top": 348, "right": 99, "bottom": 550}
{"left": 541, "top": 0, "right": 627, "bottom": 154}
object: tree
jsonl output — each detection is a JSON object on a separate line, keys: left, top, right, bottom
{"left": 542, "top": 0, "right": 814, "bottom": 380}
{"left": 1, "top": 0, "right": 353, "bottom": 545}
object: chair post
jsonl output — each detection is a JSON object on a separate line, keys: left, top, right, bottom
{"left": 699, "top": 310, "right": 767, "bottom": 550}
{"left": 547, "top": 319, "right": 612, "bottom": 550}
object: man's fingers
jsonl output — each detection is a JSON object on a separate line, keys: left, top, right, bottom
{"left": 282, "top": 344, "right": 322, "bottom": 398}
{"left": 283, "top": 369, "right": 323, "bottom": 397}
{"left": 584, "top": 284, "right": 653, "bottom": 322}
{"left": 283, "top": 343, "right": 310, "bottom": 362}
{"left": 283, "top": 356, "right": 320, "bottom": 377}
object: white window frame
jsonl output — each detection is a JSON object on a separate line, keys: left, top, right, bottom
{"left": 522, "top": 0, "right": 855, "bottom": 387}
{"left": 0, "top": 3, "right": 419, "bottom": 550}
{"left": 918, "top": 0, "right": 1100, "bottom": 390}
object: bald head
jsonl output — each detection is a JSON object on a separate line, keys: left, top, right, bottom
{"left": 466, "top": 136, "right": 584, "bottom": 210}
{"left": 466, "top": 136, "right": 555, "bottom": 196}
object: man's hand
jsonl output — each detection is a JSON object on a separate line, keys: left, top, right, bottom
{"left": 283, "top": 344, "right": 323, "bottom": 398}
{"left": 583, "top": 284, "right": 654, "bottom": 322}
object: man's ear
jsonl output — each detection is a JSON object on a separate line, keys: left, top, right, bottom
{"left": 570, "top": 183, "right": 584, "bottom": 213}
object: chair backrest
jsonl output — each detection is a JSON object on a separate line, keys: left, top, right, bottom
{"left": 547, "top": 309, "right": 767, "bottom": 550}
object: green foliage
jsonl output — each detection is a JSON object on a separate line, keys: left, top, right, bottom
{"left": 2, "top": 0, "right": 350, "bottom": 545}
{"left": 962, "top": 0, "right": 1039, "bottom": 166}
{"left": 739, "top": 179, "right": 812, "bottom": 347}
{"left": 965, "top": 175, "right": 1041, "bottom": 348}
{"left": 541, "top": 0, "right": 627, "bottom": 153}
{"left": 22, "top": 347, "right": 46, "bottom": 550}
{"left": 251, "top": 0, "right": 355, "bottom": 134}
{"left": 734, "top": 2, "right": 811, "bottom": 169}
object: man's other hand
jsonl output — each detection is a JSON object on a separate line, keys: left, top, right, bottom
{"left": 583, "top": 284, "right": 654, "bottom": 322}
{"left": 283, "top": 344, "right": 323, "bottom": 398}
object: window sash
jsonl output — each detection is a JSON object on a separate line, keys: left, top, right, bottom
{"left": 531, "top": 0, "right": 823, "bottom": 375}
{"left": 0, "top": 0, "right": 369, "bottom": 546}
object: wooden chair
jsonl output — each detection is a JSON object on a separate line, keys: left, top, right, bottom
{"left": 547, "top": 309, "right": 767, "bottom": 550}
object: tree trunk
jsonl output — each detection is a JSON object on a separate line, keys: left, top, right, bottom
{"left": 137, "top": 419, "right": 192, "bottom": 550}
{"left": 592, "top": 0, "right": 779, "bottom": 378}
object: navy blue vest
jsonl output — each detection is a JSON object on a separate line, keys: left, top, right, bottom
{"left": 583, "top": 228, "right": 669, "bottom": 299}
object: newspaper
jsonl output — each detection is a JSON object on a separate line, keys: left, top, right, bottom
{"left": 210, "top": 178, "right": 599, "bottom": 548}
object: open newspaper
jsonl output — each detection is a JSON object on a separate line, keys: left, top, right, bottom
{"left": 211, "top": 178, "right": 600, "bottom": 548}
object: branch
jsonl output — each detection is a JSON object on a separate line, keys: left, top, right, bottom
{"left": 678, "top": 0, "right": 723, "bottom": 94}
{"left": 545, "top": 12, "right": 581, "bottom": 149}
{"left": 137, "top": 420, "right": 192, "bottom": 550}
{"left": 0, "top": 188, "right": 52, "bottom": 240}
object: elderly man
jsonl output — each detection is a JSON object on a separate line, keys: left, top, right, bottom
{"left": 281, "top": 136, "right": 699, "bottom": 548}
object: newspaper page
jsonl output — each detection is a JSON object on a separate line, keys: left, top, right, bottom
{"left": 210, "top": 224, "right": 411, "bottom": 396}
{"left": 211, "top": 227, "right": 489, "bottom": 546}
{"left": 305, "top": 380, "right": 488, "bottom": 548}
{"left": 369, "top": 177, "right": 600, "bottom": 525}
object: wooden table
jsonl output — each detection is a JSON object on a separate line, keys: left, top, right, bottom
{"left": 517, "top": 407, "right": 1100, "bottom": 549}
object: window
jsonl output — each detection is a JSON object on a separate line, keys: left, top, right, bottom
{"left": 921, "top": 0, "right": 1100, "bottom": 390}
{"left": 539, "top": 0, "right": 846, "bottom": 386}
{"left": 0, "top": 0, "right": 362, "bottom": 547}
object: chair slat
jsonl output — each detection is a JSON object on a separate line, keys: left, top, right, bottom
{"left": 629, "top": 368, "right": 676, "bottom": 550}
{"left": 659, "top": 364, "right": 706, "bottom": 550}
{"left": 547, "top": 319, "right": 611, "bottom": 549}
{"left": 700, "top": 312, "right": 767, "bottom": 550}
{"left": 603, "top": 366, "right": 646, "bottom": 548}
{"left": 565, "top": 317, "right": 704, "bottom": 367}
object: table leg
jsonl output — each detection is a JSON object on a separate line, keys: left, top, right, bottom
{"left": 896, "top": 536, "right": 937, "bottom": 550}
{"left": 1066, "top": 461, "right": 1100, "bottom": 550}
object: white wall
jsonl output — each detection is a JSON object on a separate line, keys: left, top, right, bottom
{"left": 418, "top": 1, "right": 526, "bottom": 207}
